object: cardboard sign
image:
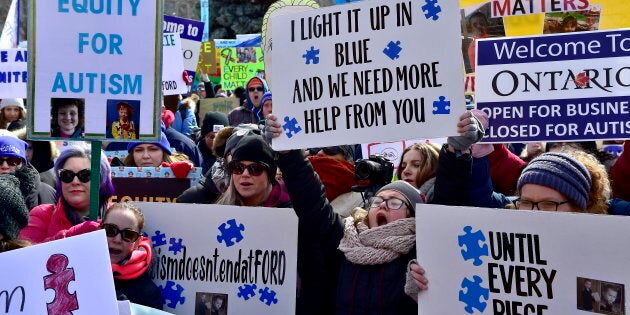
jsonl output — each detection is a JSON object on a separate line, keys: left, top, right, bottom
{"left": 162, "top": 33, "right": 188, "bottom": 96}
{"left": 163, "top": 15, "right": 204, "bottom": 84}
{"left": 29, "top": 0, "right": 161, "bottom": 140}
{"left": 476, "top": 29, "right": 630, "bottom": 143}
{"left": 196, "top": 41, "right": 220, "bottom": 83}
{"left": 271, "top": 0, "right": 464, "bottom": 151}
{"left": 0, "top": 230, "right": 118, "bottom": 314}
{"left": 416, "top": 204, "right": 630, "bottom": 314}
{"left": 138, "top": 202, "right": 298, "bottom": 315}
{"left": 0, "top": 48, "right": 27, "bottom": 98}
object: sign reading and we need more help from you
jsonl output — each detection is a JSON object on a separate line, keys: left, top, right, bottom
{"left": 271, "top": 0, "right": 464, "bottom": 151}
{"left": 475, "top": 29, "right": 630, "bottom": 143}
{"left": 138, "top": 202, "right": 298, "bottom": 315}
{"left": 30, "top": 0, "right": 161, "bottom": 140}
{"left": 0, "top": 48, "right": 27, "bottom": 98}
{"left": 416, "top": 204, "right": 630, "bottom": 315}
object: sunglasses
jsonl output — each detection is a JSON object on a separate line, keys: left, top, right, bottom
{"left": 0, "top": 157, "right": 22, "bottom": 167}
{"left": 248, "top": 86, "right": 264, "bottom": 92}
{"left": 58, "top": 169, "right": 91, "bottom": 183}
{"left": 229, "top": 161, "right": 266, "bottom": 176}
{"left": 101, "top": 223, "right": 141, "bottom": 243}
{"left": 308, "top": 146, "right": 342, "bottom": 156}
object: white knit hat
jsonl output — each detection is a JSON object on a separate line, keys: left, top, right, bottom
{"left": 0, "top": 98, "right": 25, "bottom": 110}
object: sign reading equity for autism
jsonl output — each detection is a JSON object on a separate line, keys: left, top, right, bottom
{"left": 0, "top": 48, "right": 27, "bottom": 98}
{"left": 270, "top": 0, "right": 464, "bottom": 151}
{"left": 416, "top": 204, "right": 630, "bottom": 314}
{"left": 139, "top": 202, "right": 298, "bottom": 315}
{"left": 476, "top": 29, "right": 630, "bottom": 143}
{"left": 29, "top": 0, "right": 162, "bottom": 140}
{"left": 0, "top": 230, "right": 119, "bottom": 314}
{"left": 163, "top": 15, "right": 204, "bottom": 84}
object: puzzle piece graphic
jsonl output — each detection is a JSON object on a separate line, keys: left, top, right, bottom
{"left": 151, "top": 230, "right": 167, "bottom": 247}
{"left": 422, "top": 0, "right": 442, "bottom": 20}
{"left": 458, "top": 226, "right": 488, "bottom": 266}
{"left": 383, "top": 41, "right": 402, "bottom": 60}
{"left": 169, "top": 238, "right": 185, "bottom": 255}
{"left": 258, "top": 287, "right": 279, "bottom": 306}
{"left": 432, "top": 96, "right": 451, "bottom": 115}
{"left": 217, "top": 219, "right": 245, "bottom": 247}
{"left": 237, "top": 284, "right": 258, "bottom": 300}
{"left": 160, "top": 280, "right": 186, "bottom": 309}
{"left": 459, "top": 275, "right": 489, "bottom": 314}
{"left": 282, "top": 116, "right": 303, "bottom": 139}
{"left": 43, "top": 254, "right": 79, "bottom": 315}
{"left": 302, "top": 46, "right": 320, "bottom": 65}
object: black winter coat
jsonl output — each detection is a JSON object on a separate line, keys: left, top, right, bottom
{"left": 115, "top": 271, "right": 163, "bottom": 310}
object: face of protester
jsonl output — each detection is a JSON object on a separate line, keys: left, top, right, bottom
{"left": 61, "top": 157, "right": 91, "bottom": 215}
{"left": 103, "top": 207, "right": 140, "bottom": 264}
{"left": 118, "top": 107, "right": 130, "bottom": 122}
{"left": 262, "top": 100, "right": 272, "bottom": 117}
{"left": 231, "top": 160, "right": 270, "bottom": 206}
{"left": 248, "top": 85, "right": 264, "bottom": 108}
{"left": 400, "top": 150, "right": 423, "bottom": 188}
{"left": 3, "top": 106, "right": 20, "bottom": 122}
{"left": 526, "top": 142, "right": 544, "bottom": 157}
{"left": 0, "top": 155, "right": 23, "bottom": 174}
{"left": 132, "top": 144, "right": 165, "bottom": 167}
{"left": 204, "top": 132, "right": 216, "bottom": 151}
{"left": 518, "top": 183, "right": 579, "bottom": 212}
{"left": 367, "top": 190, "right": 411, "bottom": 228}
{"left": 57, "top": 104, "right": 79, "bottom": 134}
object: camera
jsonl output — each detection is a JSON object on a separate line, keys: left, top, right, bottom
{"left": 353, "top": 154, "right": 394, "bottom": 199}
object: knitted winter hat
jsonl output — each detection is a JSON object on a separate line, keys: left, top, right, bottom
{"left": 201, "top": 112, "right": 229, "bottom": 138}
{"left": 212, "top": 126, "right": 235, "bottom": 158}
{"left": 229, "top": 131, "right": 277, "bottom": 181}
{"left": 260, "top": 91, "right": 272, "bottom": 106}
{"left": 223, "top": 124, "right": 261, "bottom": 158}
{"left": 517, "top": 152, "right": 592, "bottom": 210}
{"left": 247, "top": 77, "right": 264, "bottom": 89}
{"left": 0, "top": 135, "right": 28, "bottom": 165}
{"left": 127, "top": 133, "right": 172, "bottom": 155}
{"left": 0, "top": 174, "right": 29, "bottom": 240}
{"left": 376, "top": 180, "right": 425, "bottom": 212}
{"left": 0, "top": 98, "right": 25, "bottom": 110}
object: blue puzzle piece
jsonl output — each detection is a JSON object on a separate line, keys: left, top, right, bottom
{"left": 160, "top": 280, "right": 186, "bottom": 309}
{"left": 237, "top": 284, "right": 257, "bottom": 300}
{"left": 258, "top": 287, "right": 279, "bottom": 306}
{"left": 302, "top": 46, "right": 320, "bottom": 65}
{"left": 432, "top": 96, "right": 451, "bottom": 115}
{"left": 422, "top": 0, "right": 442, "bottom": 20}
{"left": 282, "top": 116, "right": 302, "bottom": 138}
{"left": 217, "top": 219, "right": 245, "bottom": 247}
{"left": 151, "top": 230, "right": 167, "bottom": 247}
{"left": 168, "top": 238, "right": 185, "bottom": 255}
{"left": 383, "top": 41, "right": 402, "bottom": 60}
{"left": 458, "top": 226, "right": 488, "bottom": 266}
{"left": 459, "top": 275, "right": 489, "bottom": 314}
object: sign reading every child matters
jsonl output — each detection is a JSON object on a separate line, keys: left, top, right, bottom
{"left": 270, "top": 0, "right": 464, "bottom": 151}
{"left": 416, "top": 204, "right": 630, "bottom": 314}
{"left": 139, "top": 202, "right": 298, "bottom": 315}
{"left": 29, "top": 1, "right": 162, "bottom": 140}
{"left": 0, "top": 48, "right": 27, "bottom": 98}
{"left": 476, "top": 29, "right": 630, "bottom": 143}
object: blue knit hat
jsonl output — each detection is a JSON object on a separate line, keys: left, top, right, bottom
{"left": 0, "top": 136, "right": 28, "bottom": 165}
{"left": 517, "top": 152, "right": 592, "bottom": 210}
{"left": 260, "top": 91, "right": 272, "bottom": 106}
{"left": 127, "top": 133, "right": 172, "bottom": 155}
{"left": 376, "top": 180, "right": 425, "bottom": 212}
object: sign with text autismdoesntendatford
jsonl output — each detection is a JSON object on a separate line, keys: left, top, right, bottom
{"left": 0, "top": 230, "right": 118, "bottom": 314}
{"left": 0, "top": 48, "right": 27, "bottom": 98}
{"left": 138, "top": 202, "right": 298, "bottom": 315}
{"left": 271, "top": 0, "right": 464, "bottom": 150}
{"left": 416, "top": 204, "right": 630, "bottom": 315}
{"left": 29, "top": 0, "right": 162, "bottom": 140}
{"left": 476, "top": 29, "right": 630, "bottom": 143}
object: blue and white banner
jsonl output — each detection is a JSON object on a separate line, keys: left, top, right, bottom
{"left": 164, "top": 15, "right": 204, "bottom": 84}
{"left": 0, "top": 48, "right": 27, "bottom": 98}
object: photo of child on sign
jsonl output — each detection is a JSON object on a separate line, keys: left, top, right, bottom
{"left": 461, "top": 1, "right": 506, "bottom": 74}
{"left": 543, "top": 5, "right": 602, "bottom": 34}
{"left": 107, "top": 100, "right": 140, "bottom": 139}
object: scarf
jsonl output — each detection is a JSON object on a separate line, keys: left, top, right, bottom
{"left": 112, "top": 237, "right": 152, "bottom": 280}
{"left": 338, "top": 216, "right": 416, "bottom": 265}
{"left": 309, "top": 156, "right": 356, "bottom": 201}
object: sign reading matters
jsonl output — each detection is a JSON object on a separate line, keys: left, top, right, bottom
{"left": 271, "top": 0, "right": 464, "bottom": 151}
{"left": 29, "top": 0, "right": 162, "bottom": 140}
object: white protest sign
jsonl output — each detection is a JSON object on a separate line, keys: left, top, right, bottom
{"left": 138, "top": 202, "right": 298, "bottom": 315}
{"left": 162, "top": 33, "right": 188, "bottom": 96}
{"left": 163, "top": 16, "right": 204, "bottom": 83}
{"left": 270, "top": 0, "right": 464, "bottom": 151}
{"left": 0, "top": 48, "right": 27, "bottom": 98}
{"left": 0, "top": 230, "right": 118, "bottom": 314}
{"left": 416, "top": 204, "right": 630, "bottom": 314}
{"left": 30, "top": 1, "right": 161, "bottom": 140}
{"left": 476, "top": 29, "right": 630, "bottom": 143}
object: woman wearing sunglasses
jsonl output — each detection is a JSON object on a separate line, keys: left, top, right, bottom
{"left": 20, "top": 146, "right": 115, "bottom": 244}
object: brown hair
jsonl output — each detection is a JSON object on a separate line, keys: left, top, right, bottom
{"left": 102, "top": 202, "right": 145, "bottom": 232}
{"left": 396, "top": 142, "right": 440, "bottom": 188}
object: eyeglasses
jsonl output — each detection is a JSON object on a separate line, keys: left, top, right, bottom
{"left": 0, "top": 157, "right": 22, "bottom": 167}
{"left": 368, "top": 196, "right": 410, "bottom": 210}
{"left": 58, "top": 169, "right": 91, "bottom": 183}
{"left": 248, "top": 86, "right": 264, "bottom": 92}
{"left": 229, "top": 162, "right": 266, "bottom": 176}
{"left": 308, "top": 146, "right": 342, "bottom": 156}
{"left": 513, "top": 199, "right": 570, "bottom": 211}
{"left": 101, "top": 223, "right": 140, "bottom": 243}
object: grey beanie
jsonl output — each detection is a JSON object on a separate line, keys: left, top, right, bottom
{"left": 0, "top": 174, "right": 28, "bottom": 240}
{"left": 517, "top": 152, "right": 592, "bottom": 210}
{"left": 376, "top": 180, "right": 425, "bottom": 212}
